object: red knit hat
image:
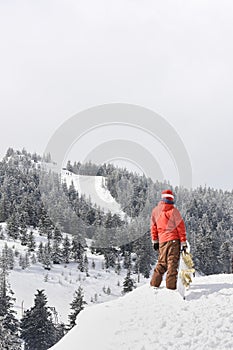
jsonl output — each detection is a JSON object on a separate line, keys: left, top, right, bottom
{"left": 161, "top": 189, "right": 174, "bottom": 200}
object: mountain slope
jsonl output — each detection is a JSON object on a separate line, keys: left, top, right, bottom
{"left": 50, "top": 274, "right": 233, "bottom": 350}
{"left": 0, "top": 227, "right": 148, "bottom": 325}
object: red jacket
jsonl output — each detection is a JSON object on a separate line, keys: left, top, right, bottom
{"left": 151, "top": 201, "right": 186, "bottom": 243}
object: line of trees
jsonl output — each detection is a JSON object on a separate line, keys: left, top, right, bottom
{"left": 0, "top": 241, "right": 137, "bottom": 350}
{"left": 0, "top": 248, "right": 87, "bottom": 350}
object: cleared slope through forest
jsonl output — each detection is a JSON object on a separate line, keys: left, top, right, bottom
{"left": 62, "top": 170, "right": 126, "bottom": 219}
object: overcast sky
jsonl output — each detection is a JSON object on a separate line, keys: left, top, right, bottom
{"left": 1, "top": 0, "right": 233, "bottom": 190}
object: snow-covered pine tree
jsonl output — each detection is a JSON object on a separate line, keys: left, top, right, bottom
{"left": 20, "top": 290, "right": 58, "bottom": 350}
{"left": 78, "top": 255, "right": 84, "bottom": 272}
{"left": 31, "top": 253, "right": 37, "bottom": 264}
{"left": 62, "top": 235, "right": 71, "bottom": 264}
{"left": 133, "top": 234, "right": 153, "bottom": 278}
{"left": 6, "top": 214, "right": 19, "bottom": 240}
{"left": 52, "top": 238, "right": 62, "bottom": 264}
{"left": 0, "top": 225, "right": 4, "bottom": 240}
{"left": 115, "top": 256, "right": 121, "bottom": 275}
{"left": 1, "top": 243, "right": 14, "bottom": 270}
{"left": 27, "top": 230, "right": 36, "bottom": 251}
{"left": 68, "top": 286, "right": 87, "bottom": 329}
{"left": 71, "top": 236, "right": 84, "bottom": 263}
{"left": 104, "top": 248, "right": 116, "bottom": 269}
{"left": 91, "top": 259, "right": 96, "bottom": 269}
{"left": 0, "top": 318, "right": 21, "bottom": 350}
{"left": 25, "top": 252, "right": 30, "bottom": 269}
{"left": 37, "top": 241, "right": 44, "bottom": 263}
{"left": 53, "top": 225, "right": 63, "bottom": 243}
{"left": 122, "top": 268, "right": 136, "bottom": 294}
{"left": 219, "top": 240, "right": 232, "bottom": 273}
{"left": 84, "top": 254, "right": 89, "bottom": 276}
{"left": 0, "top": 195, "right": 8, "bottom": 223}
{"left": 42, "top": 243, "right": 52, "bottom": 270}
{"left": 0, "top": 253, "right": 20, "bottom": 347}
{"left": 38, "top": 214, "right": 53, "bottom": 239}
{"left": 20, "top": 226, "right": 28, "bottom": 246}
{"left": 123, "top": 251, "right": 132, "bottom": 269}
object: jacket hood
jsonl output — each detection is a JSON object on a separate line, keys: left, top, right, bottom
{"left": 158, "top": 201, "right": 174, "bottom": 212}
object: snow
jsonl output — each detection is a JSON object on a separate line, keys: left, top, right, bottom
{"left": 61, "top": 170, "right": 127, "bottom": 219}
{"left": 50, "top": 274, "right": 233, "bottom": 350}
{"left": 0, "top": 227, "right": 147, "bottom": 325}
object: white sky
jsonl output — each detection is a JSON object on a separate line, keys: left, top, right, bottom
{"left": 0, "top": 0, "right": 233, "bottom": 189}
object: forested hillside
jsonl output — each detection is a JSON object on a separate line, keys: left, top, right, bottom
{"left": 67, "top": 159, "right": 233, "bottom": 275}
{"left": 0, "top": 148, "right": 232, "bottom": 277}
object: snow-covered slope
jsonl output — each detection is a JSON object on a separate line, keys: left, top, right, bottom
{"left": 50, "top": 274, "right": 233, "bottom": 350}
{"left": 0, "top": 227, "right": 147, "bottom": 324}
{"left": 61, "top": 170, "right": 126, "bottom": 219}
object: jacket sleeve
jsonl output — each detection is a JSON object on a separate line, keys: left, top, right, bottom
{"left": 150, "top": 209, "right": 158, "bottom": 243}
{"left": 173, "top": 208, "right": 186, "bottom": 243}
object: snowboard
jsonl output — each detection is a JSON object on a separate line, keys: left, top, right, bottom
{"left": 177, "top": 244, "right": 195, "bottom": 300}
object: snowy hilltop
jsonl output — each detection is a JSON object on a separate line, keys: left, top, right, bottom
{"left": 50, "top": 274, "right": 233, "bottom": 350}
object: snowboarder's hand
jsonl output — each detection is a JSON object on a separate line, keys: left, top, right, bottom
{"left": 153, "top": 242, "right": 159, "bottom": 251}
{"left": 181, "top": 242, "right": 188, "bottom": 254}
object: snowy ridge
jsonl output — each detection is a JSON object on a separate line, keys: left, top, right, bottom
{"left": 50, "top": 274, "right": 233, "bottom": 350}
{"left": 61, "top": 170, "right": 126, "bottom": 219}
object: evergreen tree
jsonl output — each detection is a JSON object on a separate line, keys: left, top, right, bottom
{"left": 20, "top": 227, "right": 28, "bottom": 246}
{"left": 133, "top": 235, "right": 153, "bottom": 278}
{"left": 42, "top": 244, "right": 52, "bottom": 270}
{"left": 31, "top": 253, "right": 37, "bottom": 265}
{"left": 123, "top": 251, "right": 132, "bottom": 270}
{"left": 25, "top": 252, "right": 30, "bottom": 269}
{"left": 27, "top": 230, "right": 36, "bottom": 251}
{"left": 0, "top": 225, "right": 4, "bottom": 240}
{"left": 0, "top": 254, "right": 20, "bottom": 346}
{"left": 51, "top": 239, "right": 62, "bottom": 264}
{"left": 122, "top": 269, "right": 136, "bottom": 294}
{"left": 0, "top": 195, "right": 8, "bottom": 223}
{"left": 53, "top": 226, "right": 62, "bottom": 243}
{"left": 0, "top": 319, "right": 21, "bottom": 350}
{"left": 19, "top": 254, "right": 27, "bottom": 270}
{"left": 68, "top": 286, "right": 86, "bottom": 329}
{"left": 84, "top": 254, "right": 89, "bottom": 276}
{"left": 6, "top": 214, "right": 19, "bottom": 240}
{"left": 104, "top": 248, "right": 116, "bottom": 269}
{"left": 91, "top": 260, "right": 96, "bottom": 269}
{"left": 219, "top": 241, "right": 232, "bottom": 273}
{"left": 37, "top": 242, "right": 44, "bottom": 263}
{"left": 115, "top": 256, "right": 121, "bottom": 275}
{"left": 78, "top": 255, "right": 84, "bottom": 272}
{"left": 2, "top": 243, "right": 14, "bottom": 270}
{"left": 62, "top": 235, "right": 71, "bottom": 264}
{"left": 71, "top": 237, "right": 84, "bottom": 263}
{"left": 20, "top": 290, "right": 57, "bottom": 350}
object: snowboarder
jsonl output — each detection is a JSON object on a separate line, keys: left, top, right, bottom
{"left": 150, "top": 189, "right": 187, "bottom": 290}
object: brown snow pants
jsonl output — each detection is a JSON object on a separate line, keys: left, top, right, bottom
{"left": 150, "top": 240, "right": 180, "bottom": 290}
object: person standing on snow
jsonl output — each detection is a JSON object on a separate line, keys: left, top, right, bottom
{"left": 150, "top": 189, "right": 187, "bottom": 290}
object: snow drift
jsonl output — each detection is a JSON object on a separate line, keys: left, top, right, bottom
{"left": 50, "top": 274, "right": 233, "bottom": 350}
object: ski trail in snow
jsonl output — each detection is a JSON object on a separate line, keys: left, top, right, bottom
{"left": 50, "top": 274, "right": 233, "bottom": 350}
{"left": 61, "top": 170, "right": 127, "bottom": 219}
